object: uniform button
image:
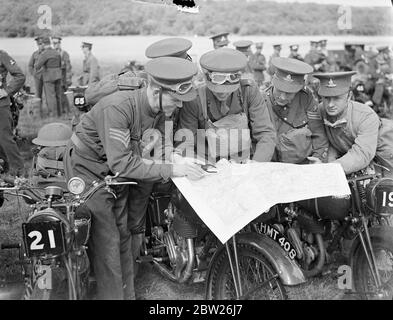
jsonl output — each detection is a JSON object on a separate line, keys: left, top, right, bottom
{"left": 284, "top": 118, "right": 287, "bottom": 121}
{"left": 283, "top": 107, "right": 287, "bottom": 111}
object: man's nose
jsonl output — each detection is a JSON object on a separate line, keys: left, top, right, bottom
{"left": 328, "top": 99, "right": 335, "bottom": 107}
{"left": 279, "top": 92, "right": 287, "bottom": 100}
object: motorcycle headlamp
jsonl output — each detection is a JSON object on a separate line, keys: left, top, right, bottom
{"left": 68, "top": 177, "right": 86, "bottom": 195}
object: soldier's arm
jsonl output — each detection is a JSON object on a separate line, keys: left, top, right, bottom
{"left": 175, "top": 99, "right": 202, "bottom": 156}
{"left": 334, "top": 112, "right": 380, "bottom": 174}
{"left": 246, "top": 84, "right": 277, "bottom": 162}
{"left": 85, "top": 73, "right": 118, "bottom": 105}
{"left": 97, "top": 103, "right": 173, "bottom": 180}
{"left": 28, "top": 53, "right": 35, "bottom": 76}
{"left": 305, "top": 96, "right": 329, "bottom": 161}
{"left": 64, "top": 52, "right": 73, "bottom": 86}
{"left": 89, "top": 57, "right": 100, "bottom": 84}
{"left": 0, "top": 51, "right": 26, "bottom": 95}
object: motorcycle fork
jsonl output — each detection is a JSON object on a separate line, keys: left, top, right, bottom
{"left": 350, "top": 180, "right": 382, "bottom": 289}
{"left": 357, "top": 217, "right": 382, "bottom": 289}
{"left": 225, "top": 235, "right": 243, "bottom": 299}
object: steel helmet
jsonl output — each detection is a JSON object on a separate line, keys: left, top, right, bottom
{"left": 32, "top": 122, "right": 72, "bottom": 147}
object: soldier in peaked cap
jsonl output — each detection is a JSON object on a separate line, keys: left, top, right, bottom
{"left": 267, "top": 44, "right": 282, "bottom": 76}
{"left": 233, "top": 40, "right": 254, "bottom": 77}
{"left": 178, "top": 48, "right": 276, "bottom": 163}
{"left": 35, "top": 36, "right": 63, "bottom": 117}
{"left": 28, "top": 36, "right": 45, "bottom": 102}
{"left": 64, "top": 57, "right": 204, "bottom": 300}
{"left": 261, "top": 57, "right": 329, "bottom": 164}
{"left": 145, "top": 37, "right": 193, "bottom": 60}
{"left": 52, "top": 36, "right": 72, "bottom": 114}
{"left": 210, "top": 32, "right": 230, "bottom": 49}
{"left": 249, "top": 42, "right": 267, "bottom": 88}
{"left": 309, "top": 71, "right": 393, "bottom": 176}
{"left": 85, "top": 37, "right": 195, "bottom": 106}
{"left": 288, "top": 44, "right": 304, "bottom": 61}
{"left": 78, "top": 41, "right": 100, "bottom": 86}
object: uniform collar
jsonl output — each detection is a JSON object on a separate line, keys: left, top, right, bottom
{"left": 141, "top": 88, "right": 157, "bottom": 119}
{"left": 323, "top": 105, "right": 349, "bottom": 128}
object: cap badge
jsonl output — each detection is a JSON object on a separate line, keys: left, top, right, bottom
{"left": 327, "top": 79, "right": 337, "bottom": 88}
{"left": 284, "top": 74, "right": 294, "bottom": 82}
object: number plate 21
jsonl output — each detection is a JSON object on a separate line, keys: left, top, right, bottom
{"left": 22, "top": 221, "right": 66, "bottom": 257}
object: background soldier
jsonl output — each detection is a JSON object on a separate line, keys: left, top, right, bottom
{"left": 28, "top": 36, "right": 44, "bottom": 100}
{"left": 0, "top": 50, "right": 26, "bottom": 176}
{"left": 209, "top": 32, "right": 230, "bottom": 49}
{"left": 267, "top": 44, "right": 282, "bottom": 76}
{"left": 249, "top": 42, "right": 267, "bottom": 88}
{"left": 288, "top": 44, "right": 303, "bottom": 61}
{"left": 79, "top": 42, "right": 100, "bottom": 86}
{"left": 35, "top": 36, "right": 62, "bottom": 117}
{"left": 52, "top": 36, "right": 72, "bottom": 115}
{"left": 233, "top": 40, "right": 254, "bottom": 79}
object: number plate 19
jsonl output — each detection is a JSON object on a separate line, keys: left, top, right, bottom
{"left": 376, "top": 188, "right": 393, "bottom": 214}
{"left": 22, "top": 221, "right": 66, "bottom": 257}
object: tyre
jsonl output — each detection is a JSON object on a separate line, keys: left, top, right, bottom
{"left": 206, "top": 243, "right": 287, "bottom": 300}
{"left": 352, "top": 231, "right": 393, "bottom": 300}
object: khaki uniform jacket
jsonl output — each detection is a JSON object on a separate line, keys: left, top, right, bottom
{"left": 74, "top": 88, "right": 172, "bottom": 181}
{"left": 80, "top": 53, "right": 100, "bottom": 85}
{"left": 35, "top": 48, "right": 62, "bottom": 82}
{"left": 0, "top": 50, "right": 26, "bottom": 108}
{"left": 261, "top": 86, "right": 329, "bottom": 163}
{"left": 58, "top": 49, "right": 72, "bottom": 88}
{"left": 313, "top": 100, "right": 393, "bottom": 174}
{"left": 267, "top": 52, "right": 280, "bottom": 76}
{"left": 249, "top": 52, "right": 266, "bottom": 83}
{"left": 28, "top": 49, "right": 43, "bottom": 79}
{"left": 178, "top": 82, "right": 277, "bottom": 162}
{"left": 288, "top": 52, "right": 304, "bottom": 61}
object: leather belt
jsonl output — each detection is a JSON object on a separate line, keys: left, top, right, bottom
{"left": 71, "top": 133, "right": 99, "bottom": 160}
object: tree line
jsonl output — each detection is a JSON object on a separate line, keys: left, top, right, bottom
{"left": 0, "top": 0, "right": 391, "bottom": 37}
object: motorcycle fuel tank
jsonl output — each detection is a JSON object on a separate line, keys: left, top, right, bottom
{"left": 297, "top": 196, "right": 351, "bottom": 221}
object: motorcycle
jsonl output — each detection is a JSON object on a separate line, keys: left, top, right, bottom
{"left": 0, "top": 173, "right": 134, "bottom": 300}
{"left": 138, "top": 178, "right": 306, "bottom": 300}
{"left": 253, "top": 169, "right": 393, "bottom": 299}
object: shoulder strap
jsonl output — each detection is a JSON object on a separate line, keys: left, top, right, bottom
{"left": 197, "top": 86, "right": 208, "bottom": 121}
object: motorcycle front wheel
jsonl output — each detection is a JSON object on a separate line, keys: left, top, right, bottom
{"left": 206, "top": 243, "right": 287, "bottom": 300}
{"left": 352, "top": 231, "right": 393, "bottom": 300}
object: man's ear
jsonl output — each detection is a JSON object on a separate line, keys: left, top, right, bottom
{"left": 151, "top": 88, "right": 161, "bottom": 97}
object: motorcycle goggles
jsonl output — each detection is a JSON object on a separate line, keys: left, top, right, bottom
{"left": 153, "top": 78, "right": 197, "bottom": 102}
{"left": 207, "top": 72, "right": 241, "bottom": 85}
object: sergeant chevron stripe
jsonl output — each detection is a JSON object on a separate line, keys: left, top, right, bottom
{"left": 306, "top": 111, "right": 322, "bottom": 120}
{"left": 109, "top": 128, "right": 130, "bottom": 148}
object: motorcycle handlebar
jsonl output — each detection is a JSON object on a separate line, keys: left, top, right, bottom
{"left": 347, "top": 174, "right": 377, "bottom": 184}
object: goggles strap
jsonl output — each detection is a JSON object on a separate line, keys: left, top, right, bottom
{"left": 158, "top": 87, "right": 163, "bottom": 113}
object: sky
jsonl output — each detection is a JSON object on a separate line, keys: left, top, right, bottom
{"left": 268, "top": 0, "right": 391, "bottom": 7}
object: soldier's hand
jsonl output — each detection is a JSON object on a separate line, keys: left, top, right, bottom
{"left": 172, "top": 163, "right": 205, "bottom": 180}
{"left": 307, "top": 156, "right": 322, "bottom": 164}
{"left": 0, "top": 88, "right": 8, "bottom": 99}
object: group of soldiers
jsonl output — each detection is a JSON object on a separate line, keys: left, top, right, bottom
{"left": 210, "top": 32, "right": 393, "bottom": 101}
{"left": 1, "top": 33, "right": 393, "bottom": 300}
{"left": 28, "top": 36, "right": 100, "bottom": 118}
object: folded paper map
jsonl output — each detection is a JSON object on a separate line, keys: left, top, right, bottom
{"left": 172, "top": 160, "right": 351, "bottom": 244}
